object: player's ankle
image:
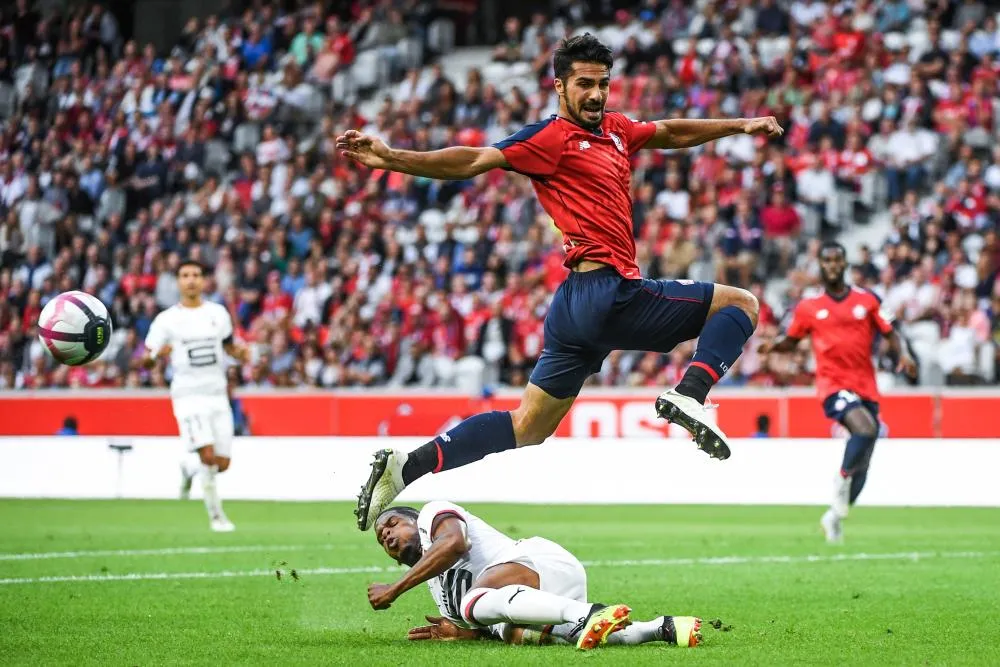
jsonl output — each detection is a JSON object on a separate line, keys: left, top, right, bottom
{"left": 675, "top": 367, "right": 713, "bottom": 405}
{"left": 401, "top": 444, "right": 437, "bottom": 485}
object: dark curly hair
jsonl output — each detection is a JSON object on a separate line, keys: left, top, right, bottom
{"left": 552, "top": 33, "right": 614, "bottom": 82}
{"left": 375, "top": 506, "right": 420, "bottom": 525}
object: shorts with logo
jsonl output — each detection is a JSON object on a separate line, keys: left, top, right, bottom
{"left": 530, "top": 268, "right": 714, "bottom": 399}
{"left": 171, "top": 394, "right": 235, "bottom": 457}
{"left": 822, "top": 390, "right": 880, "bottom": 424}
{"left": 486, "top": 536, "right": 587, "bottom": 602}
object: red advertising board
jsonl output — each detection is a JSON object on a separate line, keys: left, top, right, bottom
{"left": 0, "top": 390, "right": 995, "bottom": 438}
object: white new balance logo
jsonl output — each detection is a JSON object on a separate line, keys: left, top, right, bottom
{"left": 578, "top": 141, "right": 591, "bottom": 150}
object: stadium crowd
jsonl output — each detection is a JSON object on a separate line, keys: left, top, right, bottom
{"left": 1, "top": 0, "right": 999, "bottom": 393}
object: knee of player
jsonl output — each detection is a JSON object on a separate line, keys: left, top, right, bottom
{"left": 854, "top": 423, "right": 879, "bottom": 440}
{"left": 510, "top": 413, "right": 553, "bottom": 447}
{"left": 733, "top": 288, "right": 760, "bottom": 329}
{"left": 459, "top": 587, "right": 495, "bottom": 626}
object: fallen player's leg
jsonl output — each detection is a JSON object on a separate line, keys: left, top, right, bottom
{"left": 512, "top": 615, "right": 702, "bottom": 647}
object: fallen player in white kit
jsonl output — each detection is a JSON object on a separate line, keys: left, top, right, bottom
{"left": 370, "top": 502, "right": 702, "bottom": 650}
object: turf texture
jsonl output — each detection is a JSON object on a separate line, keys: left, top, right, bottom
{"left": 1, "top": 500, "right": 999, "bottom": 665}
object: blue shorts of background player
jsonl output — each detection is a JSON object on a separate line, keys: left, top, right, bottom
{"left": 823, "top": 390, "right": 880, "bottom": 426}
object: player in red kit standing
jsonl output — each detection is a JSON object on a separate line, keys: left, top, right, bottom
{"left": 339, "top": 34, "right": 785, "bottom": 537}
{"left": 759, "top": 242, "right": 917, "bottom": 543}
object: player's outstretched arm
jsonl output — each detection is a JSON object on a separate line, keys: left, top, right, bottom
{"left": 336, "top": 130, "right": 507, "bottom": 180}
{"left": 368, "top": 515, "right": 470, "bottom": 610}
{"left": 645, "top": 116, "right": 784, "bottom": 150}
{"left": 759, "top": 335, "right": 802, "bottom": 355}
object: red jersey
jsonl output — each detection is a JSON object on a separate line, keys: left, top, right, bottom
{"left": 494, "top": 112, "right": 656, "bottom": 279}
{"left": 786, "top": 287, "right": 894, "bottom": 402}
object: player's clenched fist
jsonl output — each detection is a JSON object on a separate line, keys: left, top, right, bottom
{"left": 336, "top": 130, "right": 392, "bottom": 169}
{"left": 367, "top": 582, "right": 399, "bottom": 610}
{"left": 743, "top": 116, "right": 784, "bottom": 138}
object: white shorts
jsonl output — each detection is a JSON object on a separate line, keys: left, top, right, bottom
{"left": 172, "top": 395, "right": 234, "bottom": 458}
{"left": 486, "top": 536, "right": 587, "bottom": 602}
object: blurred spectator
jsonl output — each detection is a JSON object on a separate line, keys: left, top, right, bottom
{"left": 2, "top": 0, "right": 999, "bottom": 394}
{"left": 56, "top": 415, "right": 78, "bottom": 435}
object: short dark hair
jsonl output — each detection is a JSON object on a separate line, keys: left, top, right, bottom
{"left": 553, "top": 33, "right": 613, "bottom": 81}
{"left": 177, "top": 259, "right": 206, "bottom": 276}
{"left": 820, "top": 241, "right": 847, "bottom": 257}
{"left": 376, "top": 506, "right": 419, "bottom": 525}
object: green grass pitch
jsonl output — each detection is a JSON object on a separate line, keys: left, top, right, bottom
{"left": 1, "top": 500, "right": 999, "bottom": 665}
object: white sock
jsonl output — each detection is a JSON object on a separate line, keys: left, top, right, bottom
{"left": 833, "top": 474, "right": 852, "bottom": 518}
{"left": 200, "top": 463, "right": 225, "bottom": 521}
{"left": 520, "top": 624, "right": 572, "bottom": 645}
{"left": 181, "top": 455, "right": 200, "bottom": 479}
{"left": 606, "top": 618, "right": 665, "bottom": 645}
{"left": 463, "top": 586, "right": 592, "bottom": 627}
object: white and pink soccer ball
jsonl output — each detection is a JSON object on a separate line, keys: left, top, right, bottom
{"left": 37, "top": 291, "right": 113, "bottom": 366}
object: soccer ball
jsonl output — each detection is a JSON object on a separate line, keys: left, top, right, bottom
{"left": 37, "top": 291, "right": 113, "bottom": 366}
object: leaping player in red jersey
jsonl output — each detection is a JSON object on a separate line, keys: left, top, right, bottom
{"left": 340, "top": 34, "right": 785, "bottom": 538}
{"left": 759, "top": 242, "right": 917, "bottom": 543}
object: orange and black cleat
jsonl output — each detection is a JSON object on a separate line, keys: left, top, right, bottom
{"left": 575, "top": 604, "right": 632, "bottom": 650}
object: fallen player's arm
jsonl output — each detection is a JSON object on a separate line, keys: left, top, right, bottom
{"left": 368, "top": 514, "right": 470, "bottom": 609}
{"left": 645, "top": 116, "right": 784, "bottom": 150}
{"left": 336, "top": 130, "right": 507, "bottom": 180}
{"left": 393, "top": 514, "right": 469, "bottom": 595}
{"left": 407, "top": 615, "right": 491, "bottom": 642}
{"left": 759, "top": 335, "right": 802, "bottom": 354}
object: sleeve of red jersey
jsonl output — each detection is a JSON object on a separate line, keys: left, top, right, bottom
{"left": 492, "top": 119, "right": 563, "bottom": 178}
{"left": 613, "top": 112, "right": 656, "bottom": 156}
{"left": 785, "top": 301, "right": 812, "bottom": 339}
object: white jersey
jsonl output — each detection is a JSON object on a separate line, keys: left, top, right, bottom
{"left": 417, "top": 501, "right": 516, "bottom": 625}
{"left": 145, "top": 301, "right": 233, "bottom": 400}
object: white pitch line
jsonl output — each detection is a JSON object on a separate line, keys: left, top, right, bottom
{"left": 0, "top": 544, "right": 337, "bottom": 561}
{"left": 2, "top": 550, "right": 998, "bottom": 586}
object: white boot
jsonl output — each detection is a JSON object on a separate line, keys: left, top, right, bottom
{"left": 655, "top": 389, "right": 731, "bottom": 460}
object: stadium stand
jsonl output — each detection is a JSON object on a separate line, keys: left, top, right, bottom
{"left": 1, "top": 0, "right": 999, "bottom": 394}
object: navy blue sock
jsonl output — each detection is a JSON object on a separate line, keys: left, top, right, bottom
{"left": 676, "top": 305, "right": 755, "bottom": 404}
{"left": 849, "top": 471, "right": 868, "bottom": 504}
{"left": 841, "top": 433, "right": 876, "bottom": 504}
{"left": 401, "top": 411, "right": 516, "bottom": 484}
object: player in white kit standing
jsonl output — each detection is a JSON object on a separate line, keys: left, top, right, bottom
{"left": 143, "top": 260, "right": 248, "bottom": 532}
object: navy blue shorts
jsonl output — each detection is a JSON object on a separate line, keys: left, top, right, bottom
{"left": 529, "top": 268, "right": 714, "bottom": 399}
{"left": 822, "top": 390, "right": 880, "bottom": 424}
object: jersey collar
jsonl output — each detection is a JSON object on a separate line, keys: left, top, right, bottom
{"left": 824, "top": 285, "right": 851, "bottom": 302}
{"left": 553, "top": 113, "right": 605, "bottom": 136}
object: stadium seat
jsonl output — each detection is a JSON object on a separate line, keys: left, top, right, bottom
{"left": 453, "top": 356, "right": 487, "bottom": 394}
{"left": 233, "top": 123, "right": 261, "bottom": 155}
{"left": 427, "top": 18, "right": 456, "bottom": 54}
{"left": 351, "top": 49, "right": 382, "bottom": 89}
{"left": 0, "top": 83, "right": 14, "bottom": 119}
